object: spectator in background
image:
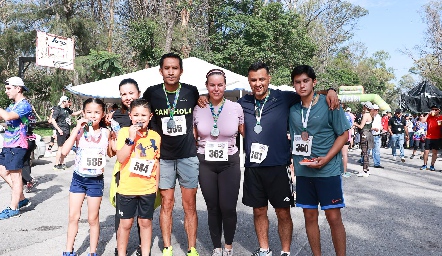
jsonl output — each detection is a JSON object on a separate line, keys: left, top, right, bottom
{"left": 346, "top": 107, "right": 355, "bottom": 151}
{"left": 51, "top": 96, "right": 81, "bottom": 170}
{"left": 388, "top": 109, "right": 408, "bottom": 162}
{"left": 381, "top": 111, "right": 392, "bottom": 148}
{"left": 405, "top": 114, "right": 414, "bottom": 149}
{"left": 420, "top": 106, "right": 442, "bottom": 171}
{"left": 353, "top": 102, "right": 373, "bottom": 177}
{"left": 342, "top": 107, "right": 353, "bottom": 177}
{"left": 410, "top": 114, "right": 426, "bottom": 160}
{"left": 371, "top": 104, "right": 384, "bottom": 168}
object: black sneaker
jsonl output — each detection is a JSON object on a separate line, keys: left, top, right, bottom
{"left": 53, "top": 164, "right": 62, "bottom": 171}
{"left": 409, "top": 155, "right": 415, "bottom": 159}
{"left": 61, "top": 164, "right": 67, "bottom": 170}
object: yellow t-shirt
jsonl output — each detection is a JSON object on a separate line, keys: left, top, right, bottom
{"left": 116, "top": 127, "right": 161, "bottom": 195}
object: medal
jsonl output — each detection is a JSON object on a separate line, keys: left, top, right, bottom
{"left": 211, "top": 127, "right": 220, "bottom": 137}
{"left": 254, "top": 90, "right": 271, "bottom": 135}
{"left": 163, "top": 84, "right": 181, "bottom": 128}
{"left": 254, "top": 124, "right": 262, "bottom": 134}
{"left": 301, "top": 131, "right": 309, "bottom": 141}
{"left": 167, "top": 119, "right": 175, "bottom": 129}
{"left": 301, "top": 94, "right": 315, "bottom": 141}
{"left": 209, "top": 98, "right": 226, "bottom": 137}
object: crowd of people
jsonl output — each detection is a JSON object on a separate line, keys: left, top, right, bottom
{"left": 342, "top": 102, "right": 442, "bottom": 176}
{"left": 1, "top": 52, "right": 440, "bottom": 256}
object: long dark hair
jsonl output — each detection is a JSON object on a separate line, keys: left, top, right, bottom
{"left": 83, "top": 98, "right": 107, "bottom": 128}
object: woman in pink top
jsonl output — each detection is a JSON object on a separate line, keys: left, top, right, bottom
{"left": 193, "top": 69, "right": 244, "bottom": 256}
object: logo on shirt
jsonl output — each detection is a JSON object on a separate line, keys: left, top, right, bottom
{"left": 283, "top": 197, "right": 290, "bottom": 202}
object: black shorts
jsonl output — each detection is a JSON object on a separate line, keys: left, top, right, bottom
{"left": 116, "top": 193, "right": 156, "bottom": 219}
{"left": 425, "top": 139, "right": 441, "bottom": 150}
{"left": 242, "top": 165, "right": 294, "bottom": 208}
{"left": 56, "top": 130, "right": 70, "bottom": 147}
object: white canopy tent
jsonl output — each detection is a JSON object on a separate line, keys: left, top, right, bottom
{"left": 66, "top": 57, "right": 253, "bottom": 101}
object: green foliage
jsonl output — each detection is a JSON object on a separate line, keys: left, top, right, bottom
{"left": 78, "top": 50, "right": 123, "bottom": 81}
{"left": 127, "top": 18, "right": 163, "bottom": 68}
{"left": 202, "top": 0, "right": 315, "bottom": 83}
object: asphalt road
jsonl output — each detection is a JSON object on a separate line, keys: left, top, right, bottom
{"left": 1, "top": 146, "right": 441, "bottom": 256}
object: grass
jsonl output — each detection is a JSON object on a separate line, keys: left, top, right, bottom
{"left": 33, "top": 127, "right": 54, "bottom": 137}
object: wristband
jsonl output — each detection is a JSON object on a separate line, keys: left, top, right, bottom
{"left": 327, "top": 87, "right": 337, "bottom": 93}
{"left": 125, "top": 138, "right": 134, "bottom": 146}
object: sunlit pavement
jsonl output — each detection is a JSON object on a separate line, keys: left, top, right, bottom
{"left": 0, "top": 144, "right": 441, "bottom": 255}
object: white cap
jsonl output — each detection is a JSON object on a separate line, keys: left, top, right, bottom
{"left": 361, "top": 101, "right": 372, "bottom": 109}
{"left": 5, "top": 77, "right": 29, "bottom": 91}
{"left": 58, "top": 95, "right": 70, "bottom": 105}
{"left": 372, "top": 104, "right": 380, "bottom": 110}
{"left": 346, "top": 107, "right": 351, "bottom": 112}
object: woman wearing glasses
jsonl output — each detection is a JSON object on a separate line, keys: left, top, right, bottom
{"left": 193, "top": 69, "right": 244, "bottom": 256}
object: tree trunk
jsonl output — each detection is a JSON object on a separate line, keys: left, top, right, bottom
{"left": 107, "top": 0, "right": 115, "bottom": 52}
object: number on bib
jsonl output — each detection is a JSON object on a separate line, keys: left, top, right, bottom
{"left": 161, "top": 116, "right": 186, "bottom": 136}
{"left": 129, "top": 158, "right": 155, "bottom": 177}
{"left": 205, "top": 142, "right": 228, "bottom": 161}
{"left": 249, "top": 143, "right": 268, "bottom": 164}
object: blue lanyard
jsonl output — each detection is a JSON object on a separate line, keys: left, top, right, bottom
{"left": 209, "top": 98, "right": 226, "bottom": 128}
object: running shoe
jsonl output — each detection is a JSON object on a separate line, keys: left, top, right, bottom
{"left": 18, "top": 198, "right": 31, "bottom": 209}
{"left": 223, "top": 249, "right": 233, "bottom": 256}
{"left": 251, "top": 248, "right": 272, "bottom": 256}
{"left": 429, "top": 165, "right": 436, "bottom": 171}
{"left": 392, "top": 156, "right": 397, "bottom": 161}
{"left": 163, "top": 246, "right": 173, "bottom": 256}
{"left": 62, "top": 252, "right": 77, "bottom": 256}
{"left": 26, "top": 179, "right": 38, "bottom": 193}
{"left": 0, "top": 207, "right": 20, "bottom": 220}
{"left": 61, "top": 164, "right": 67, "bottom": 170}
{"left": 341, "top": 172, "right": 352, "bottom": 178}
{"left": 409, "top": 154, "right": 415, "bottom": 159}
{"left": 53, "top": 164, "right": 62, "bottom": 171}
{"left": 187, "top": 247, "right": 199, "bottom": 256}
{"left": 281, "top": 254, "right": 289, "bottom": 256}
{"left": 357, "top": 172, "right": 370, "bottom": 177}
{"left": 401, "top": 157, "right": 406, "bottom": 162}
{"left": 211, "top": 248, "right": 222, "bottom": 256}
{"left": 87, "top": 253, "right": 97, "bottom": 256}
{"left": 420, "top": 165, "right": 427, "bottom": 170}
{"left": 420, "top": 156, "right": 424, "bottom": 160}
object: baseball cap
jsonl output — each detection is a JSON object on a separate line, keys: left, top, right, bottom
{"left": 346, "top": 107, "right": 351, "bottom": 112}
{"left": 372, "top": 104, "right": 380, "bottom": 110}
{"left": 5, "top": 77, "right": 29, "bottom": 91}
{"left": 361, "top": 101, "right": 372, "bottom": 109}
{"left": 58, "top": 95, "right": 70, "bottom": 105}
{"left": 430, "top": 105, "right": 439, "bottom": 110}
{"left": 395, "top": 108, "right": 402, "bottom": 113}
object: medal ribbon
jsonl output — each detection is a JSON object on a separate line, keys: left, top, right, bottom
{"left": 163, "top": 83, "right": 181, "bottom": 120}
{"left": 209, "top": 98, "right": 226, "bottom": 129}
{"left": 254, "top": 89, "right": 271, "bottom": 126}
{"left": 301, "top": 94, "right": 315, "bottom": 132}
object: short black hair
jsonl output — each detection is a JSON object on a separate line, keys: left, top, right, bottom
{"left": 119, "top": 78, "right": 140, "bottom": 92}
{"left": 160, "top": 53, "right": 183, "bottom": 69}
{"left": 291, "top": 65, "right": 316, "bottom": 83}
{"left": 130, "top": 98, "right": 152, "bottom": 112}
{"left": 248, "top": 62, "right": 269, "bottom": 75}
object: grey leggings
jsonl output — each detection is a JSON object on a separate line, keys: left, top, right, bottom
{"left": 197, "top": 151, "right": 241, "bottom": 248}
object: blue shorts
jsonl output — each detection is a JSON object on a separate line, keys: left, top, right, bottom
{"left": 69, "top": 172, "right": 104, "bottom": 197}
{"left": 296, "top": 175, "right": 345, "bottom": 210}
{"left": 159, "top": 156, "right": 199, "bottom": 189}
{"left": 0, "top": 147, "right": 27, "bottom": 171}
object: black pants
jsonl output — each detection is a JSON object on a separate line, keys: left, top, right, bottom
{"left": 22, "top": 139, "right": 36, "bottom": 184}
{"left": 197, "top": 152, "right": 241, "bottom": 248}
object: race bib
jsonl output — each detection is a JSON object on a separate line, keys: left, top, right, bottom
{"left": 250, "top": 143, "right": 269, "bottom": 164}
{"left": 292, "top": 135, "right": 313, "bottom": 156}
{"left": 161, "top": 116, "right": 186, "bottom": 136}
{"left": 78, "top": 148, "right": 106, "bottom": 176}
{"left": 66, "top": 116, "right": 72, "bottom": 126}
{"left": 129, "top": 158, "right": 155, "bottom": 177}
{"left": 205, "top": 142, "right": 228, "bottom": 161}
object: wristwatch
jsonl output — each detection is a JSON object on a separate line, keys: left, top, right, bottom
{"left": 125, "top": 138, "right": 134, "bottom": 146}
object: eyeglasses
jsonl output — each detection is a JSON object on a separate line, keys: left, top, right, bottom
{"left": 206, "top": 69, "right": 226, "bottom": 78}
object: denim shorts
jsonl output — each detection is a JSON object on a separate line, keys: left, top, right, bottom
{"left": 69, "top": 172, "right": 104, "bottom": 197}
{"left": 159, "top": 156, "right": 199, "bottom": 189}
{"left": 0, "top": 147, "right": 27, "bottom": 171}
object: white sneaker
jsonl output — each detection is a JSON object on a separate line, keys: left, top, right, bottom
{"left": 393, "top": 156, "right": 397, "bottom": 161}
{"left": 401, "top": 157, "right": 405, "bottom": 162}
{"left": 212, "top": 248, "right": 222, "bottom": 256}
{"left": 357, "top": 172, "right": 369, "bottom": 177}
{"left": 223, "top": 248, "right": 233, "bottom": 256}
